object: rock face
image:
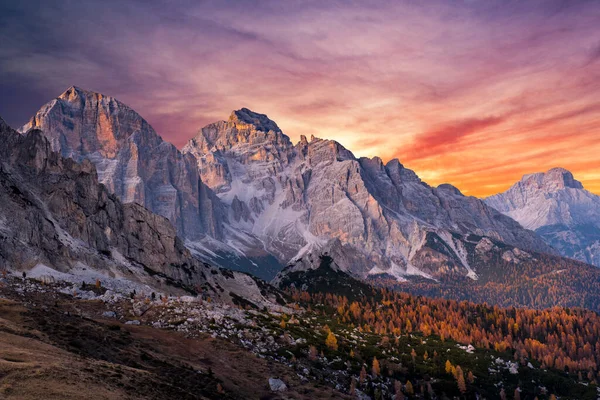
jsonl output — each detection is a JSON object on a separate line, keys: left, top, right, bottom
{"left": 0, "top": 116, "right": 286, "bottom": 308}
{"left": 20, "top": 88, "right": 554, "bottom": 282}
{"left": 486, "top": 168, "right": 600, "bottom": 267}
{"left": 21, "top": 86, "right": 225, "bottom": 241}
{"left": 183, "top": 109, "right": 552, "bottom": 281}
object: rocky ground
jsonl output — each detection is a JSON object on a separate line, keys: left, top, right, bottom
{"left": 0, "top": 274, "right": 351, "bottom": 400}
{"left": 1, "top": 272, "right": 595, "bottom": 399}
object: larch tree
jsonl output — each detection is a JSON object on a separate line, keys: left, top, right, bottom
{"left": 325, "top": 331, "right": 338, "bottom": 351}
{"left": 372, "top": 356, "right": 380, "bottom": 377}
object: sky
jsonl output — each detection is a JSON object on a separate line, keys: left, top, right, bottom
{"left": 1, "top": 0, "right": 599, "bottom": 197}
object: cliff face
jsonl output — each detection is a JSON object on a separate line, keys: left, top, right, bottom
{"left": 2, "top": 116, "right": 197, "bottom": 287}
{"left": 21, "top": 86, "right": 225, "bottom": 241}
{"left": 0, "top": 116, "right": 286, "bottom": 308}
{"left": 183, "top": 109, "right": 552, "bottom": 281}
{"left": 486, "top": 168, "right": 600, "bottom": 267}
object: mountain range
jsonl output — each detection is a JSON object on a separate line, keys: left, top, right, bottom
{"left": 22, "top": 86, "right": 554, "bottom": 285}
{"left": 5, "top": 86, "right": 599, "bottom": 308}
{"left": 4, "top": 86, "right": 600, "bottom": 400}
{"left": 0, "top": 114, "right": 285, "bottom": 310}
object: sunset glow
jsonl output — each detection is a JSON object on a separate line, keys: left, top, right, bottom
{"left": 1, "top": 0, "right": 599, "bottom": 196}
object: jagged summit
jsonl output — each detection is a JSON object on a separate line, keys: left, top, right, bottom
{"left": 19, "top": 87, "right": 225, "bottom": 242}
{"left": 181, "top": 107, "right": 551, "bottom": 281}
{"left": 59, "top": 85, "right": 101, "bottom": 98}
{"left": 229, "top": 108, "right": 282, "bottom": 133}
{"left": 437, "top": 183, "right": 463, "bottom": 196}
{"left": 185, "top": 108, "right": 292, "bottom": 153}
{"left": 519, "top": 167, "right": 584, "bottom": 191}
{"left": 21, "top": 85, "right": 161, "bottom": 155}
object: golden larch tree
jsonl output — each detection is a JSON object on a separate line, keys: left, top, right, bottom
{"left": 325, "top": 331, "right": 338, "bottom": 351}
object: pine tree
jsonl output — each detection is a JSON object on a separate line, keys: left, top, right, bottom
{"left": 394, "top": 380, "right": 404, "bottom": 400}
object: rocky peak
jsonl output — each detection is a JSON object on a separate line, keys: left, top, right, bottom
{"left": 21, "top": 87, "right": 226, "bottom": 242}
{"left": 229, "top": 108, "right": 281, "bottom": 133}
{"left": 21, "top": 86, "right": 162, "bottom": 159}
{"left": 185, "top": 108, "right": 293, "bottom": 154}
{"left": 298, "top": 137, "right": 356, "bottom": 166}
{"left": 520, "top": 167, "right": 584, "bottom": 192}
{"left": 58, "top": 85, "right": 99, "bottom": 102}
{"left": 485, "top": 168, "right": 600, "bottom": 267}
{"left": 437, "top": 183, "right": 463, "bottom": 196}
{"left": 384, "top": 159, "right": 421, "bottom": 185}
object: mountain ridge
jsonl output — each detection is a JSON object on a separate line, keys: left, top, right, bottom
{"left": 21, "top": 86, "right": 554, "bottom": 284}
{"left": 181, "top": 102, "right": 554, "bottom": 282}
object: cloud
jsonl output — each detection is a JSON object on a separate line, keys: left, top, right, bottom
{"left": 1, "top": 0, "right": 600, "bottom": 195}
{"left": 398, "top": 116, "right": 505, "bottom": 162}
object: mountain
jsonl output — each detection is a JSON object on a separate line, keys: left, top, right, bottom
{"left": 21, "top": 86, "right": 225, "bottom": 241}
{"left": 486, "top": 167, "right": 600, "bottom": 267}
{"left": 20, "top": 87, "right": 284, "bottom": 279}
{"left": 183, "top": 108, "right": 552, "bottom": 281}
{"left": 22, "top": 88, "right": 554, "bottom": 284}
{"left": 0, "top": 116, "right": 285, "bottom": 309}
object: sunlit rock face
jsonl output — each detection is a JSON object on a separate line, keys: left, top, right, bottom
{"left": 21, "top": 86, "right": 225, "bottom": 241}
{"left": 486, "top": 168, "right": 600, "bottom": 267}
{"left": 0, "top": 116, "right": 291, "bottom": 307}
{"left": 182, "top": 108, "right": 295, "bottom": 194}
{"left": 183, "top": 109, "right": 552, "bottom": 281}
{"left": 0, "top": 117, "right": 197, "bottom": 286}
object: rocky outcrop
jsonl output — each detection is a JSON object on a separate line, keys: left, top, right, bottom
{"left": 183, "top": 109, "right": 552, "bottom": 281}
{"left": 486, "top": 168, "right": 600, "bottom": 267}
{"left": 0, "top": 117, "right": 286, "bottom": 308}
{"left": 21, "top": 86, "right": 225, "bottom": 241}
{"left": 181, "top": 108, "right": 294, "bottom": 195}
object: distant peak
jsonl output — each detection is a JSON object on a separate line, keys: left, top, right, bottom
{"left": 229, "top": 108, "right": 281, "bottom": 133}
{"left": 520, "top": 167, "right": 583, "bottom": 191}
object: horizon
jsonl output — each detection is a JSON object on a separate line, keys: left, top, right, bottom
{"left": 2, "top": 0, "right": 600, "bottom": 196}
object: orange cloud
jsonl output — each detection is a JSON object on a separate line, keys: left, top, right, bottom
{"left": 2, "top": 0, "right": 600, "bottom": 197}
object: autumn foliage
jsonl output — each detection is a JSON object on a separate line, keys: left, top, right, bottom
{"left": 289, "top": 287, "right": 600, "bottom": 374}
